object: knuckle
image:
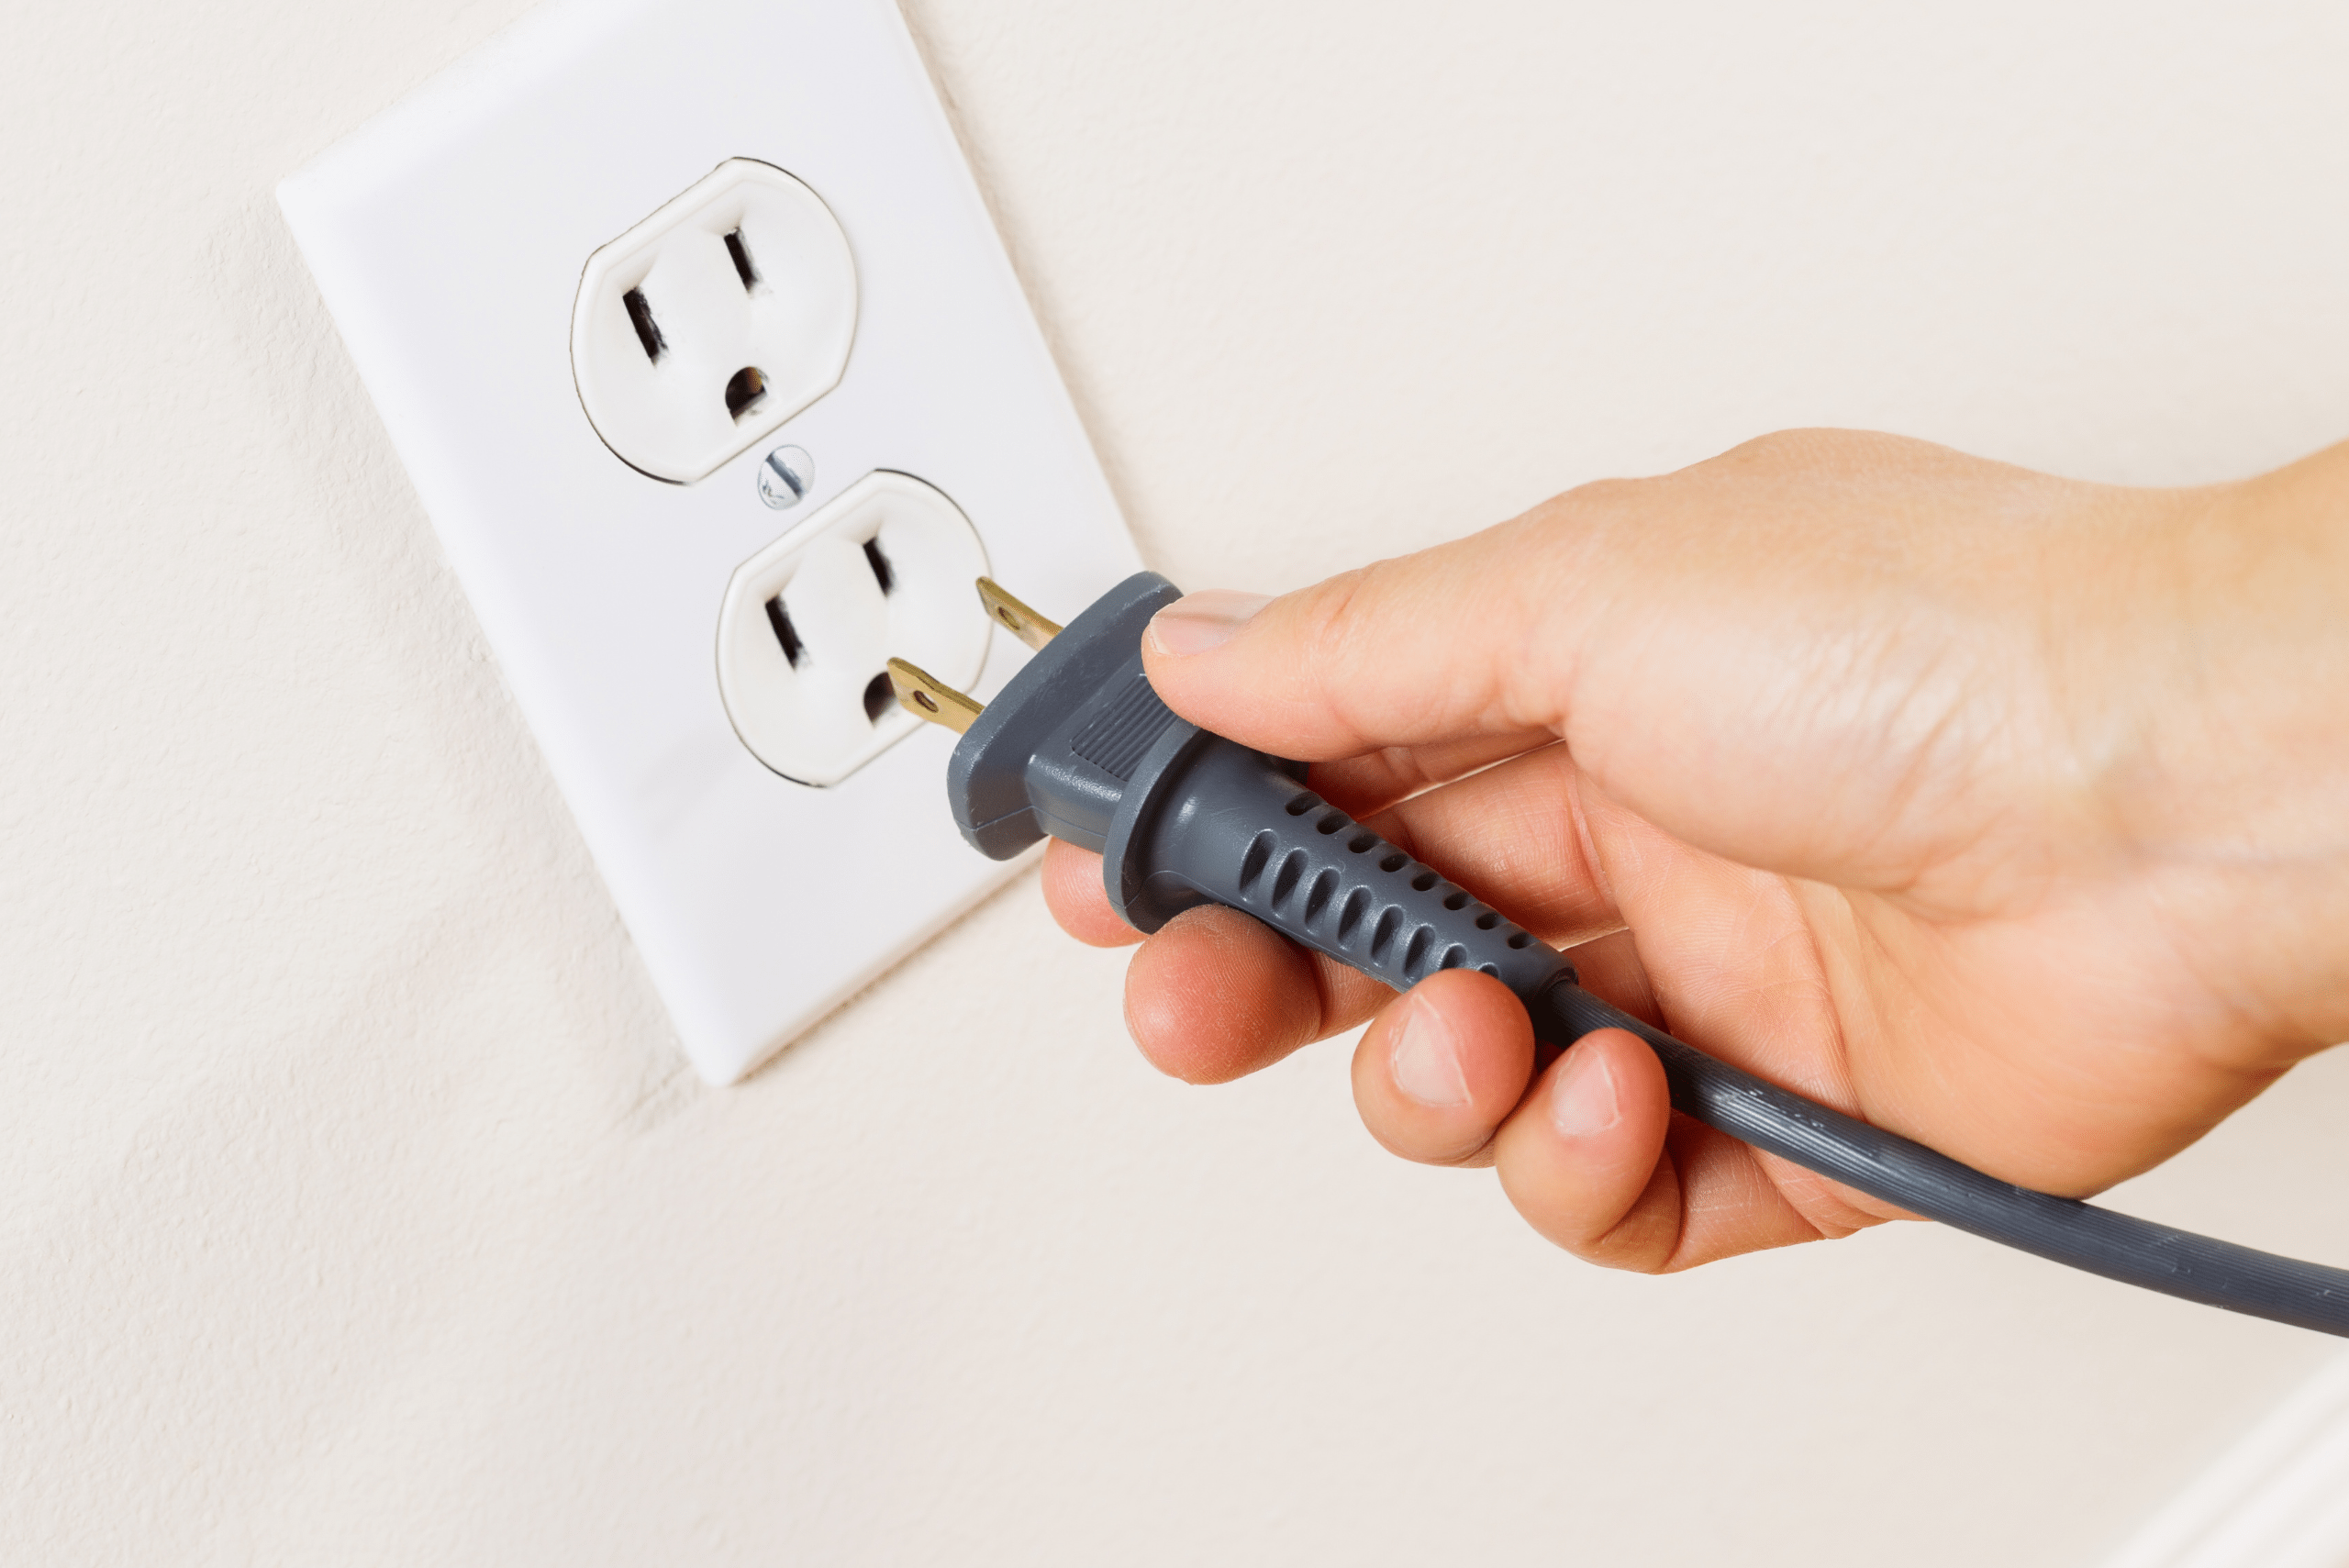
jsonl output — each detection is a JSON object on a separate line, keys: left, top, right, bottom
{"left": 1290, "top": 569, "right": 1370, "bottom": 673}
{"left": 1534, "top": 475, "right": 1649, "bottom": 536}
{"left": 1722, "top": 428, "right": 1816, "bottom": 465}
{"left": 1559, "top": 1221, "right": 1675, "bottom": 1273}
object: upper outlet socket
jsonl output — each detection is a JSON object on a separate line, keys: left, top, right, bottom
{"left": 572, "top": 159, "right": 858, "bottom": 483}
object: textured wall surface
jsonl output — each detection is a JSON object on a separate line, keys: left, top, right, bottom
{"left": 6, "top": 1, "right": 2349, "bottom": 1562}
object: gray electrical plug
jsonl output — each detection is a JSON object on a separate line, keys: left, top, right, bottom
{"left": 894, "top": 570, "right": 1569, "bottom": 999}
{"left": 888, "top": 571, "right": 2349, "bottom": 1339}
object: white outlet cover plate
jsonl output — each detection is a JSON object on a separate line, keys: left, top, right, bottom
{"left": 280, "top": 0, "right": 1141, "bottom": 1084}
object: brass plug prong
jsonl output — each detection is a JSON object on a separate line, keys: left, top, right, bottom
{"left": 888, "top": 657, "right": 985, "bottom": 734}
{"left": 975, "top": 576, "right": 1063, "bottom": 651}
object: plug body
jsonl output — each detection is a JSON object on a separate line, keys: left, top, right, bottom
{"left": 946, "top": 571, "right": 1572, "bottom": 999}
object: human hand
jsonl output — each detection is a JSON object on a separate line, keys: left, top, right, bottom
{"left": 1045, "top": 430, "right": 2349, "bottom": 1271}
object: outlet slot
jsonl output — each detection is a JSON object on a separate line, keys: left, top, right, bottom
{"left": 723, "top": 228, "right": 759, "bottom": 290}
{"left": 623, "top": 287, "right": 665, "bottom": 362}
{"left": 763, "top": 596, "right": 804, "bottom": 666}
{"left": 862, "top": 673, "right": 896, "bottom": 725}
{"left": 725, "top": 366, "right": 767, "bottom": 422}
{"left": 572, "top": 159, "right": 857, "bottom": 484}
{"left": 717, "top": 471, "right": 991, "bottom": 786}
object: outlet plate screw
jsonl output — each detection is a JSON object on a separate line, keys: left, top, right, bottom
{"left": 757, "top": 445, "right": 814, "bottom": 508}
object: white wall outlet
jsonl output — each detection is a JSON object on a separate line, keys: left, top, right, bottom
{"left": 573, "top": 158, "right": 859, "bottom": 484}
{"left": 716, "top": 470, "right": 990, "bottom": 787}
{"left": 279, "top": 0, "right": 1141, "bottom": 1084}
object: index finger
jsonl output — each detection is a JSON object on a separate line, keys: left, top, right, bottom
{"left": 1140, "top": 502, "right": 1607, "bottom": 760}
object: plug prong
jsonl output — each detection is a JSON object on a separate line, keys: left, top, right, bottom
{"left": 888, "top": 657, "right": 984, "bottom": 733}
{"left": 975, "top": 577, "right": 1063, "bottom": 651}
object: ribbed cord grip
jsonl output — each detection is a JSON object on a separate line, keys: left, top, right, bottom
{"left": 1124, "top": 750, "right": 1567, "bottom": 999}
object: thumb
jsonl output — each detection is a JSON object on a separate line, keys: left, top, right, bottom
{"left": 1141, "top": 511, "right": 1595, "bottom": 761}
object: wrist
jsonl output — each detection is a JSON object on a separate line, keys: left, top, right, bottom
{"left": 2093, "top": 444, "right": 2349, "bottom": 1051}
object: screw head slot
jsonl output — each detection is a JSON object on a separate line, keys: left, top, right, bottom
{"left": 758, "top": 445, "right": 813, "bottom": 509}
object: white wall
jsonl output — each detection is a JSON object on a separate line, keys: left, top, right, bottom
{"left": 7, "top": 0, "right": 2349, "bottom": 1562}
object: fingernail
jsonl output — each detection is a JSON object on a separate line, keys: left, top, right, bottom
{"left": 1550, "top": 1044, "right": 1620, "bottom": 1139}
{"left": 1145, "top": 590, "right": 1272, "bottom": 657}
{"left": 1388, "top": 997, "right": 1472, "bottom": 1108}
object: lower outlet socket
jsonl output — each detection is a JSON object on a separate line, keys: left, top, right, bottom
{"left": 717, "top": 471, "right": 991, "bottom": 786}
